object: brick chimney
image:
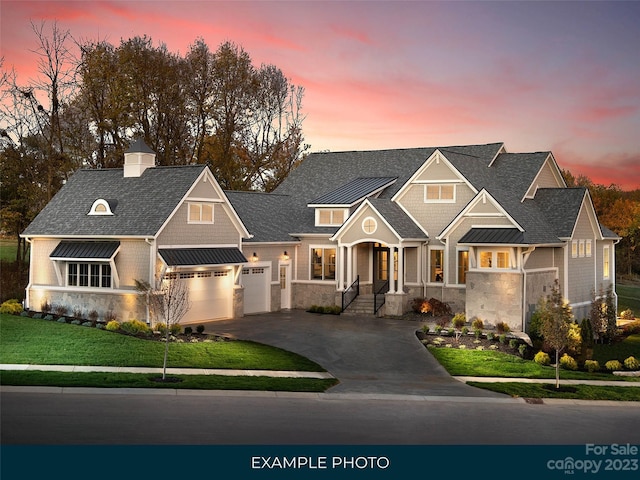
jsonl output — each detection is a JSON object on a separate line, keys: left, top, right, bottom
{"left": 124, "top": 138, "right": 156, "bottom": 177}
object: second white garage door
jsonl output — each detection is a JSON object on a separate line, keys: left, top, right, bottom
{"left": 180, "top": 270, "right": 233, "bottom": 323}
{"left": 242, "top": 266, "right": 270, "bottom": 314}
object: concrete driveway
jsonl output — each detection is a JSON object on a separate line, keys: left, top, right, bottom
{"left": 203, "top": 310, "right": 504, "bottom": 397}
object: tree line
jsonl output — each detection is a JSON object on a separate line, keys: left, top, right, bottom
{"left": 562, "top": 169, "right": 640, "bottom": 279}
{"left": 1, "top": 21, "right": 308, "bottom": 264}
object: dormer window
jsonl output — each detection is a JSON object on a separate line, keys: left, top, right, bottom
{"left": 188, "top": 202, "right": 214, "bottom": 224}
{"left": 315, "top": 208, "right": 346, "bottom": 226}
{"left": 88, "top": 199, "right": 114, "bottom": 216}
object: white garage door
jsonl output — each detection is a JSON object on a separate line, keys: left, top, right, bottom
{"left": 242, "top": 266, "right": 270, "bottom": 314}
{"left": 179, "top": 270, "right": 233, "bottom": 323}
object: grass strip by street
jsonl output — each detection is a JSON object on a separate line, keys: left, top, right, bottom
{"left": 0, "top": 370, "right": 338, "bottom": 392}
{"left": 466, "top": 381, "right": 640, "bottom": 401}
{"left": 0, "top": 314, "right": 324, "bottom": 371}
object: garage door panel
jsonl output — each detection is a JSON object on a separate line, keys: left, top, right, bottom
{"left": 180, "top": 270, "right": 232, "bottom": 323}
{"left": 243, "top": 266, "right": 270, "bottom": 314}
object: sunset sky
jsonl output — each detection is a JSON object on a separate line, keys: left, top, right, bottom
{"left": 2, "top": 0, "right": 639, "bottom": 190}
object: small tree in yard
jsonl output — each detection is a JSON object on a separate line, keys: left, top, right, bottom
{"left": 538, "top": 280, "right": 574, "bottom": 389}
{"left": 136, "top": 275, "right": 191, "bottom": 380}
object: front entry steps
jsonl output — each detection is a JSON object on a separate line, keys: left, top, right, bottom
{"left": 342, "top": 294, "right": 380, "bottom": 317}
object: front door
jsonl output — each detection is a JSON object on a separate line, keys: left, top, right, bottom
{"left": 279, "top": 262, "right": 291, "bottom": 309}
{"left": 373, "top": 244, "right": 389, "bottom": 292}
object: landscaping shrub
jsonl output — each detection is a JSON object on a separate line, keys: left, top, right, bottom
{"left": 95, "top": 323, "right": 105, "bottom": 330}
{"left": 622, "top": 320, "right": 640, "bottom": 335}
{"left": 70, "top": 319, "right": 81, "bottom": 325}
{"left": 509, "top": 338, "right": 519, "bottom": 349}
{"left": 40, "top": 299, "right": 52, "bottom": 314}
{"left": 421, "top": 324, "right": 430, "bottom": 334}
{"left": 560, "top": 353, "right": 578, "bottom": 371}
{"left": 72, "top": 307, "right": 83, "bottom": 319}
{"left": 20, "top": 311, "right": 30, "bottom": 317}
{"left": 461, "top": 326, "right": 469, "bottom": 335}
{"left": 584, "top": 360, "right": 600, "bottom": 373}
{"left": 44, "top": 314, "right": 54, "bottom": 321}
{"left": 33, "top": 313, "right": 42, "bottom": 319}
{"left": 88, "top": 310, "right": 99, "bottom": 322}
{"left": 534, "top": 351, "right": 551, "bottom": 366}
{"left": 120, "top": 319, "right": 151, "bottom": 335}
{"left": 623, "top": 356, "right": 640, "bottom": 371}
{"left": 474, "top": 329, "right": 482, "bottom": 340}
{"left": 184, "top": 326, "right": 193, "bottom": 335}
{"left": 196, "top": 325, "right": 205, "bottom": 334}
{"left": 171, "top": 323, "right": 181, "bottom": 335}
{"left": 434, "top": 325, "right": 443, "bottom": 334}
{"left": 56, "top": 317, "right": 66, "bottom": 323}
{"left": 498, "top": 334, "right": 507, "bottom": 344}
{"left": 53, "top": 304, "right": 68, "bottom": 317}
{"left": 605, "top": 360, "right": 623, "bottom": 372}
{"left": 412, "top": 297, "right": 431, "bottom": 314}
{"left": 452, "top": 313, "right": 466, "bottom": 329}
{"left": 518, "top": 344, "right": 527, "bottom": 357}
{"left": 495, "top": 321, "right": 510, "bottom": 334}
{"left": 486, "top": 332, "right": 495, "bottom": 341}
{"left": 103, "top": 310, "right": 118, "bottom": 323}
{"left": 82, "top": 321, "right": 93, "bottom": 327}
{"left": 471, "top": 318, "right": 484, "bottom": 331}
{"left": 105, "top": 320, "right": 120, "bottom": 332}
{"left": 620, "top": 309, "right": 635, "bottom": 321}
{"left": 0, "top": 299, "right": 23, "bottom": 315}
{"left": 447, "top": 328, "right": 455, "bottom": 336}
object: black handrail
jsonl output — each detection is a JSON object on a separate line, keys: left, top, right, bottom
{"left": 373, "top": 280, "right": 388, "bottom": 314}
{"left": 341, "top": 275, "right": 360, "bottom": 311}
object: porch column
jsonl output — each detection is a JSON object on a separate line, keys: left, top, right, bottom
{"left": 346, "top": 245, "right": 353, "bottom": 286}
{"left": 388, "top": 246, "right": 396, "bottom": 293}
{"left": 336, "top": 244, "right": 344, "bottom": 291}
{"left": 397, "top": 245, "right": 404, "bottom": 293}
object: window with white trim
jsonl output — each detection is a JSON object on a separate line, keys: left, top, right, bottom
{"left": 586, "top": 240, "right": 592, "bottom": 257}
{"left": 362, "top": 217, "right": 377, "bottom": 234}
{"left": 316, "top": 209, "right": 346, "bottom": 226}
{"left": 311, "top": 247, "right": 336, "bottom": 280}
{"left": 603, "top": 245, "right": 610, "bottom": 279}
{"left": 68, "top": 262, "right": 112, "bottom": 288}
{"left": 88, "top": 199, "right": 114, "bottom": 216}
{"left": 571, "top": 240, "right": 578, "bottom": 258}
{"left": 188, "top": 202, "right": 214, "bottom": 223}
{"left": 457, "top": 250, "right": 469, "bottom": 284}
{"left": 478, "top": 249, "right": 512, "bottom": 270}
{"left": 579, "top": 240, "right": 585, "bottom": 258}
{"left": 429, "top": 248, "right": 444, "bottom": 283}
{"left": 424, "top": 184, "right": 455, "bottom": 203}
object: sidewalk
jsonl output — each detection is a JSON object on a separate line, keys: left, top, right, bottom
{"left": 0, "top": 363, "right": 335, "bottom": 379}
{"left": 2, "top": 364, "right": 639, "bottom": 387}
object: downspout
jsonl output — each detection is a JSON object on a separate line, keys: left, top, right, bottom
{"left": 521, "top": 246, "right": 536, "bottom": 333}
{"left": 421, "top": 240, "right": 430, "bottom": 297}
{"left": 24, "top": 237, "right": 33, "bottom": 310}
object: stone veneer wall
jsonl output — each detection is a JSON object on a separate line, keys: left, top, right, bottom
{"left": 465, "top": 271, "right": 524, "bottom": 331}
{"left": 28, "top": 287, "right": 144, "bottom": 322}
{"left": 292, "top": 283, "right": 337, "bottom": 309}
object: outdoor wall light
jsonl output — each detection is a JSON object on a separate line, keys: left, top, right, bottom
{"left": 251, "top": 252, "right": 258, "bottom": 262}
{"left": 283, "top": 251, "right": 289, "bottom": 260}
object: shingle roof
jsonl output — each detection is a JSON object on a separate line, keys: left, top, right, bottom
{"left": 367, "top": 199, "right": 427, "bottom": 239}
{"left": 308, "top": 177, "right": 397, "bottom": 206}
{"left": 459, "top": 228, "right": 525, "bottom": 245}
{"left": 50, "top": 241, "right": 120, "bottom": 259}
{"left": 158, "top": 248, "right": 247, "bottom": 266}
{"left": 529, "top": 188, "right": 587, "bottom": 238}
{"left": 23, "top": 165, "right": 206, "bottom": 237}
{"left": 225, "top": 191, "right": 302, "bottom": 243}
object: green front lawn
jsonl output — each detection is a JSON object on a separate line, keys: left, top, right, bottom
{"left": 617, "top": 283, "right": 640, "bottom": 314}
{"left": 0, "top": 314, "right": 337, "bottom": 391}
{"left": 0, "top": 314, "right": 324, "bottom": 371}
{"left": 466, "top": 382, "right": 640, "bottom": 402}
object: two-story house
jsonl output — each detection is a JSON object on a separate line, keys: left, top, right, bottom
{"left": 22, "top": 140, "right": 619, "bottom": 332}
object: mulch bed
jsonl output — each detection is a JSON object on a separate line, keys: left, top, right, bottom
{"left": 415, "top": 329, "right": 523, "bottom": 355}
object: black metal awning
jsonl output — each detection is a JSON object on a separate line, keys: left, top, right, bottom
{"left": 50, "top": 241, "right": 120, "bottom": 260}
{"left": 458, "top": 228, "right": 525, "bottom": 245}
{"left": 158, "top": 248, "right": 247, "bottom": 267}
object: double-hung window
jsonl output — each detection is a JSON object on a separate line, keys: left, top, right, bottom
{"left": 430, "top": 249, "right": 444, "bottom": 283}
